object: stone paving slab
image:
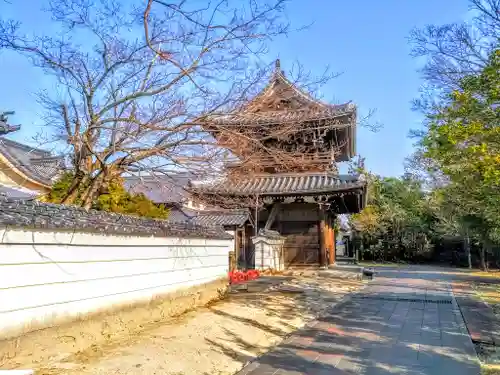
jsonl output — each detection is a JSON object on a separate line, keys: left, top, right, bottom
{"left": 452, "top": 283, "right": 500, "bottom": 346}
{"left": 235, "top": 268, "right": 480, "bottom": 375}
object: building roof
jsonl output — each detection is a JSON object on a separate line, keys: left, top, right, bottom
{"left": 0, "top": 184, "right": 39, "bottom": 199}
{"left": 242, "top": 59, "right": 351, "bottom": 114}
{"left": 190, "top": 172, "right": 366, "bottom": 197}
{"left": 0, "top": 112, "right": 21, "bottom": 136}
{"left": 0, "top": 195, "right": 232, "bottom": 239}
{"left": 123, "top": 173, "right": 193, "bottom": 204}
{"left": 164, "top": 202, "right": 250, "bottom": 227}
{"left": 0, "top": 136, "right": 65, "bottom": 187}
{"left": 206, "top": 105, "right": 355, "bottom": 126}
{"left": 166, "top": 205, "right": 198, "bottom": 223}
{"left": 123, "top": 174, "right": 252, "bottom": 227}
{"left": 192, "top": 209, "right": 250, "bottom": 227}
{"left": 203, "top": 60, "right": 356, "bottom": 161}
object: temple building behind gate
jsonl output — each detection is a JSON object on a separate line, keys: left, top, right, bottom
{"left": 0, "top": 112, "right": 64, "bottom": 198}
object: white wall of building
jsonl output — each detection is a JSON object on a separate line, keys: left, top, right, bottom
{"left": 0, "top": 227, "right": 232, "bottom": 339}
{"left": 252, "top": 235, "right": 285, "bottom": 271}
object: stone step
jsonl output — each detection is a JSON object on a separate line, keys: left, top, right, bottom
{"left": 336, "top": 256, "right": 357, "bottom": 263}
{"left": 286, "top": 264, "right": 321, "bottom": 270}
{"left": 329, "top": 263, "right": 364, "bottom": 273}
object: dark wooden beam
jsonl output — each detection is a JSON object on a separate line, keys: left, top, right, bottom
{"left": 264, "top": 203, "right": 281, "bottom": 230}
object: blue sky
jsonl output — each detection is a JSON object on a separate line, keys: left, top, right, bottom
{"left": 0, "top": 0, "right": 471, "bottom": 177}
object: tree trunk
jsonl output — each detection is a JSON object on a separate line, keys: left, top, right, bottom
{"left": 464, "top": 229, "right": 472, "bottom": 269}
{"left": 480, "top": 244, "right": 487, "bottom": 271}
{"left": 356, "top": 242, "right": 361, "bottom": 264}
{"left": 61, "top": 173, "right": 87, "bottom": 204}
{"left": 383, "top": 236, "right": 387, "bottom": 262}
{"left": 485, "top": 240, "right": 492, "bottom": 271}
{"left": 81, "top": 173, "right": 105, "bottom": 210}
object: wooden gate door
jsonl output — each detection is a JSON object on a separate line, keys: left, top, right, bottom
{"left": 282, "top": 221, "right": 320, "bottom": 267}
{"left": 235, "top": 228, "right": 244, "bottom": 268}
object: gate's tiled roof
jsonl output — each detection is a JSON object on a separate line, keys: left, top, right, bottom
{"left": 207, "top": 105, "right": 355, "bottom": 126}
{"left": 201, "top": 60, "right": 357, "bottom": 161}
{"left": 190, "top": 172, "right": 365, "bottom": 197}
{"left": 192, "top": 209, "right": 250, "bottom": 227}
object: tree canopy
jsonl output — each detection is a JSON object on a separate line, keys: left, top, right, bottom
{"left": 1, "top": 0, "right": 298, "bottom": 209}
{"left": 352, "top": 0, "right": 499, "bottom": 269}
{"left": 43, "top": 172, "right": 170, "bottom": 219}
{"left": 350, "top": 174, "right": 434, "bottom": 262}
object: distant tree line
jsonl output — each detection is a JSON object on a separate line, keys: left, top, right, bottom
{"left": 351, "top": 0, "right": 500, "bottom": 270}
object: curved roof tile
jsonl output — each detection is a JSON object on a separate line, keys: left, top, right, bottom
{"left": 190, "top": 172, "right": 365, "bottom": 197}
{"left": 0, "top": 137, "right": 64, "bottom": 186}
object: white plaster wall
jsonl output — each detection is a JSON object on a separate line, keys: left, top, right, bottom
{"left": 0, "top": 227, "right": 232, "bottom": 339}
{"left": 252, "top": 236, "right": 285, "bottom": 271}
{"left": 0, "top": 166, "right": 16, "bottom": 186}
{"left": 225, "top": 230, "right": 236, "bottom": 252}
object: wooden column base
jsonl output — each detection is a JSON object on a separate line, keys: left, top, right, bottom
{"left": 329, "top": 215, "right": 336, "bottom": 265}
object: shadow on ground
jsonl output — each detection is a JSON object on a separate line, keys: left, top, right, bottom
{"left": 198, "top": 274, "right": 364, "bottom": 373}
{"left": 220, "top": 267, "right": 482, "bottom": 375}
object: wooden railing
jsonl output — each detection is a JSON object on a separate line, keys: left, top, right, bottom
{"left": 225, "top": 151, "right": 339, "bottom": 172}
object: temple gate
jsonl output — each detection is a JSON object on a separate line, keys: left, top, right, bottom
{"left": 190, "top": 60, "right": 367, "bottom": 269}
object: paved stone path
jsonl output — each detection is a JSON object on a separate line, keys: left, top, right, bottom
{"left": 236, "top": 267, "right": 481, "bottom": 375}
{"left": 453, "top": 281, "right": 500, "bottom": 346}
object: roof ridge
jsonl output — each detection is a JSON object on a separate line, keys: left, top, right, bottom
{"left": 240, "top": 61, "right": 340, "bottom": 114}
{"left": 29, "top": 155, "right": 65, "bottom": 163}
{"left": 0, "top": 137, "right": 53, "bottom": 155}
{"left": 197, "top": 208, "right": 249, "bottom": 214}
{"left": 273, "top": 71, "right": 331, "bottom": 109}
{"left": 248, "top": 172, "right": 356, "bottom": 178}
{"left": 0, "top": 196, "right": 232, "bottom": 239}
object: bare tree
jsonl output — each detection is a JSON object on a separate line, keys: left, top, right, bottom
{"left": 3, "top": 0, "right": 371, "bottom": 213}
{"left": 409, "top": 0, "right": 499, "bottom": 112}
{"left": 406, "top": 0, "right": 499, "bottom": 184}
{"left": 0, "top": 0, "right": 19, "bottom": 49}
{"left": 1, "top": 0, "right": 299, "bottom": 208}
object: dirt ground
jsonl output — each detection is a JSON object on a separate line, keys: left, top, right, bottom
{"left": 2, "top": 273, "right": 363, "bottom": 375}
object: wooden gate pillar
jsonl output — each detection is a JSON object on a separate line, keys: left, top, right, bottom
{"left": 318, "top": 207, "right": 327, "bottom": 267}
{"left": 229, "top": 251, "right": 236, "bottom": 272}
{"left": 329, "top": 215, "right": 336, "bottom": 265}
{"left": 324, "top": 213, "right": 331, "bottom": 266}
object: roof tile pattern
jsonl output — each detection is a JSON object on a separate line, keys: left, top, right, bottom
{"left": 123, "top": 174, "right": 192, "bottom": 204}
{"left": 0, "top": 196, "right": 231, "bottom": 239}
{"left": 192, "top": 209, "right": 250, "bottom": 227}
{"left": 190, "top": 172, "right": 365, "bottom": 196}
{"left": 203, "top": 61, "right": 357, "bottom": 161}
{"left": 0, "top": 185, "right": 38, "bottom": 199}
{"left": 30, "top": 157, "right": 64, "bottom": 180}
{"left": 209, "top": 105, "right": 355, "bottom": 126}
{"left": 0, "top": 137, "right": 64, "bottom": 186}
